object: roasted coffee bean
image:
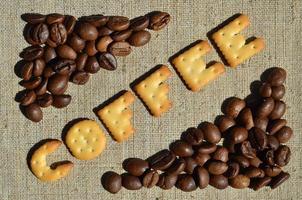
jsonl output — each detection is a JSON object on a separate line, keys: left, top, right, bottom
{"left": 253, "top": 117, "right": 269, "bottom": 131}
{"left": 31, "top": 23, "right": 49, "bottom": 44}
{"left": 194, "top": 166, "right": 209, "bottom": 189}
{"left": 84, "top": 56, "right": 100, "bottom": 74}
{"left": 67, "top": 33, "right": 86, "bottom": 52}
{"left": 274, "top": 145, "right": 291, "bottom": 167}
{"left": 24, "top": 24, "right": 37, "bottom": 45}
{"left": 23, "top": 103, "right": 43, "bottom": 122}
{"left": 64, "top": 15, "right": 77, "bottom": 34}
{"left": 197, "top": 142, "right": 217, "bottom": 154}
{"left": 20, "top": 76, "right": 42, "bottom": 89}
{"left": 128, "top": 30, "right": 151, "bottom": 47}
{"left": 51, "top": 59, "right": 76, "bottom": 75}
{"left": 263, "top": 165, "right": 281, "bottom": 177}
{"left": 229, "top": 175, "right": 250, "bottom": 189}
{"left": 228, "top": 126, "right": 248, "bottom": 144}
{"left": 222, "top": 97, "right": 246, "bottom": 118}
{"left": 237, "top": 107, "right": 254, "bottom": 130}
{"left": 130, "top": 16, "right": 149, "bottom": 31}
{"left": 193, "top": 152, "right": 211, "bottom": 166}
{"left": 270, "top": 171, "right": 290, "bottom": 189}
{"left": 44, "top": 46, "right": 57, "bottom": 63}
{"left": 142, "top": 169, "right": 159, "bottom": 188}
{"left": 52, "top": 94, "right": 71, "bottom": 108}
{"left": 107, "top": 16, "right": 130, "bottom": 31}
{"left": 46, "top": 13, "right": 64, "bottom": 24}
{"left": 85, "top": 40, "right": 98, "bottom": 56}
{"left": 176, "top": 174, "right": 197, "bottom": 192}
{"left": 209, "top": 175, "right": 228, "bottom": 189}
{"left": 121, "top": 173, "right": 142, "bottom": 190}
{"left": 98, "top": 26, "right": 114, "bottom": 36}
{"left": 248, "top": 156, "right": 263, "bottom": 168}
{"left": 75, "top": 53, "right": 88, "bottom": 71}
{"left": 269, "top": 100, "right": 286, "bottom": 120}
{"left": 215, "top": 115, "right": 236, "bottom": 134}
{"left": 166, "top": 158, "right": 186, "bottom": 175}
{"left": 76, "top": 22, "right": 98, "bottom": 41}
{"left": 223, "top": 139, "right": 236, "bottom": 153}
{"left": 47, "top": 74, "right": 68, "bottom": 95}
{"left": 21, "top": 61, "right": 33, "bottom": 80}
{"left": 224, "top": 161, "right": 240, "bottom": 178}
{"left": 32, "top": 59, "right": 45, "bottom": 77}
{"left": 43, "top": 67, "right": 55, "bottom": 78}
{"left": 122, "top": 158, "right": 149, "bottom": 176}
{"left": 21, "top": 13, "right": 46, "bottom": 24}
{"left": 181, "top": 127, "right": 204, "bottom": 146}
{"left": 147, "top": 149, "right": 175, "bottom": 170}
{"left": 200, "top": 122, "right": 221, "bottom": 144}
{"left": 275, "top": 126, "right": 293, "bottom": 143}
{"left": 156, "top": 173, "right": 177, "bottom": 190}
{"left": 252, "top": 176, "right": 271, "bottom": 191}
{"left": 259, "top": 82, "right": 272, "bottom": 97}
{"left": 244, "top": 167, "right": 265, "bottom": 178}
{"left": 80, "top": 15, "right": 108, "bottom": 27}
{"left": 19, "top": 90, "right": 36, "bottom": 106}
{"left": 271, "top": 85, "right": 285, "bottom": 100}
{"left": 170, "top": 140, "right": 193, "bottom": 157}
{"left": 111, "top": 29, "right": 133, "bottom": 42}
{"left": 212, "top": 146, "right": 228, "bottom": 162}
{"left": 240, "top": 141, "right": 256, "bottom": 159}
{"left": 264, "top": 149, "right": 275, "bottom": 166}
{"left": 71, "top": 71, "right": 90, "bottom": 85}
{"left": 20, "top": 45, "right": 44, "bottom": 61}
{"left": 101, "top": 171, "right": 122, "bottom": 194}
{"left": 231, "top": 155, "right": 250, "bottom": 168}
{"left": 267, "top": 135, "right": 280, "bottom": 150}
{"left": 108, "top": 41, "right": 132, "bottom": 56}
{"left": 249, "top": 127, "right": 267, "bottom": 151}
{"left": 35, "top": 78, "right": 48, "bottom": 95}
{"left": 149, "top": 11, "right": 171, "bottom": 31}
{"left": 267, "top": 119, "right": 287, "bottom": 135}
{"left": 37, "top": 93, "right": 53, "bottom": 108}
{"left": 97, "top": 52, "right": 117, "bottom": 71}
{"left": 266, "top": 67, "right": 286, "bottom": 87}
{"left": 183, "top": 157, "right": 198, "bottom": 174}
{"left": 48, "top": 23, "right": 67, "bottom": 47}
{"left": 56, "top": 44, "right": 77, "bottom": 60}
{"left": 256, "top": 97, "right": 275, "bottom": 118}
{"left": 96, "top": 36, "right": 113, "bottom": 52}
{"left": 207, "top": 161, "right": 228, "bottom": 175}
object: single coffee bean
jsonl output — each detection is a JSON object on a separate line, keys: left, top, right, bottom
{"left": 71, "top": 71, "right": 90, "bottom": 85}
{"left": 44, "top": 46, "right": 57, "bottom": 63}
{"left": 271, "top": 85, "right": 285, "bottom": 100}
{"left": 75, "top": 53, "right": 88, "bottom": 71}
{"left": 96, "top": 36, "right": 113, "bottom": 52}
{"left": 244, "top": 167, "right": 265, "bottom": 178}
{"left": 46, "top": 13, "right": 64, "bottom": 24}
{"left": 85, "top": 40, "right": 98, "bottom": 56}
{"left": 253, "top": 117, "right": 269, "bottom": 131}
{"left": 20, "top": 45, "right": 44, "bottom": 61}
{"left": 52, "top": 94, "right": 71, "bottom": 108}
{"left": 48, "top": 23, "right": 67, "bottom": 47}
{"left": 209, "top": 175, "right": 228, "bottom": 189}
{"left": 68, "top": 33, "right": 86, "bottom": 53}
{"left": 21, "top": 61, "right": 33, "bottom": 80}
{"left": 194, "top": 166, "right": 209, "bottom": 189}
{"left": 181, "top": 127, "right": 204, "bottom": 146}
{"left": 215, "top": 115, "right": 236, "bottom": 134}
{"left": 222, "top": 97, "right": 246, "bottom": 118}
{"left": 264, "top": 149, "right": 275, "bottom": 165}
{"left": 43, "top": 67, "right": 55, "bottom": 78}
{"left": 274, "top": 145, "right": 291, "bottom": 167}
{"left": 97, "top": 52, "right": 117, "bottom": 71}
{"left": 256, "top": 97, "right": 275, "bottom": 118}
{"left": 35, "top": 78, "right": 48, "bottom": 95}
{"left": 207, "top": 161, "right": 228, "bottom": 175}
{"left": 51, "top": 59, "right": 76, "bottom": 75}
{"left": 275, "top": 126, "right": 293, "bottom": 143}
{"left": 240, "top": 141, "right": 256, "bottom": 159}
{"left": 147, "top": 149, "right": 175, "bottom": 170}
{"left": 21, "top": 13, "right": 45, "bottom": 24}
{"left": 80, "top": 15, "right": 108, "bottom": 27}
{"left": 47, "top": 74, "right": 68, "bottom": 95}
{"left": 98, "top": 26, "right": 114, "bottom": 36}
{"left": 157, "top": 173, "right": 177, "bottom": 190}
{"left": 266, "top": 67, "right": 286, "bottom": 87}
{"left": 130, "top": 16, "right": 150, "bottom": 31}
{"left": 108, "top": 41, "right": 132, "bottom": 56}
{"left": 64, "top": 15, "right": 77, "bottom": 34}
{"left": 248, "top": 156, "right": 263, "bottom": 168}
{"left": 107, "top": 16, "right": 130, "bottom": 31}
{"left": 56, "top": 44, "right": 77, "bottom": 60}
{"left": 224, "top": 161, "right": 240, "bottom": 178}
{"left": 267, "top": 135, "right": 280, "bottom": 150}
{"left": 121, "top": 173, "right": 142, "bottom": 190}
{"left": 237, "top": 107, "right": 254, "bottom": 130}
{"left": 269, "top": 100, "right": 286, "bottom": 120}
{"left": 249, "top": 127, "right": 267, "bottom": 151}
{"left": 101, "top": 171, "right": 122, "bottom": 194}
{"left": 263, "top": 165, "right": 282, "bottom": 177}
{"left": 76, "top": 22, "right": 98, "bottom": 41}
{"left": 230, "top": 155, "right": 250, "bottom": 168}
{"left": 193, "top": 152, "right": 211, "bottom": 166}
{"left": 251, "top": 176, "right": 271, "bottom": 191}
{"left": 31, "top": 23, "right": 49, "bottom": 44}
{"left": 259, "top": 82, "right": 272, "bottom": 97}
{"left": 229, "top": 175, "right": 250, "bottom": 189}
{"left": 24, "top": 24, "right": 38, "bottom": 45}
{"left": 37, "top": 93, "right": 53, "bottom": 108}
{"left": 23, "top": 103, "right": 43, "bottom": 122}
{"left": 267, "top": 119, "right": 287, "bottom": 135}
{"left": 183, "top": 157, "right": 198, "bottom": 174}
{"left": 149, "top": 11, "right": 171, "bottom": 31}
{"left": 122, "top": 158, "right": 149, "bottom": 176}
{"left": 20, "top": 76, "right": 42, "bottom": 89}
{"left": 111, "top": 29, "right": 133, "bottom": 42}
{"left": 32, "top": 59, "right": 45, "bottom": 77}
{"left": 170, "top": 140, "right": 193, "bottom": 157}
{"left": 228, "top": 126, "right": 248, "bottom": 144}
{"left": 19, "top": 90, "right": 36, "bottom": 106}
{"left": 270, "top": 171, "right": 290, "bottom": 189}
{"left": 142, "top": 169, "right": 159, "bottom": 188}
{"left": 84, "top": 56, "right": 100, "bottom": 74}
{"left": 197, "top": 142, "right": 217, "bottom": 154}
{"left": 166, "top": 158, "right": 185, "bottom": 175}
{"left": 200, "top": 122, "right": 221, "bottom": 144}
{"left": 128, "top": 30, "right": 151, "bottom": 47}
{"left": 212, "top": 146, "right": 229, "bottom": 162}
{"left": 176, "top": 174, "right": 197, "bottom": 192}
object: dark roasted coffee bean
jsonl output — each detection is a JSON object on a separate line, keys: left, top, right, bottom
{"left": 128, "top": 30, "right": 151, "bottom": 47}
{"left": 111, "top": 29, "right": 133, "bottom": 42}
{"left": 52, "top": 94, "right": 71, "bottom": 108}
{"left": 166, "top": 158, "right": 185, "bottom": 175}
{"left": 101, "top": 171, "right": 122, "bottom": 194}
{"left": 183, "top": 157, "right": 198, "bottom": 174}
{"left": 48, "top": 23, "right": 67, "bottom": 46}
{"left": 181, "top": 127, "right": 204, "bottom": 146}
{"left": 215, "top": 115, "right": 236, "bottom": 134}
{"left": 121, "top": 173, "right": 142, "bottom": 190}
{"left": 44, "top": 46, "right": 57, "bottom": 63}
{"left": 21, "top": 61, "right": 33, "bottom": 80}
{"left": 131, "top": 16, "right": 149, "bottom": 31}
{"left": 266, "top": 67, "right": 286, "bottom": 87}
{"left": 274, "top": 145, "right": 291, "bottom": 167}
{"left": 23, "top": 103, "right": 43, "bottom": 122}
{"left": 249, "top": 127, "right": 267, "bottom": 150}
{"left": 84, "top": 56, "right": 100, "bottom": 74}
{"left": 19, "top": 90, "right": 36, "bottom": 106}
{"left": 169, "top": 140, "right": 193, "bottom": 157}
{"left": 256, "top": 97, "right": 275, "bottom": 118}
{"left": 263, "top": 165, "right": 281, "bottom": 177}
{"left": 80, "top": 15, "right": 108, "bottom": 27}
{"left": 193, "top": 152, "right": 211, "bottom": 166}
{"left": 71, "top": 71, "right": 90, "bottom": 85}
{"left": 270, "top": 171, "right": 290, "bottom": 189}
{"left": 264, "top": 149, "right": 275, "bottom": 166}
{"left": 75, "top": 53, "right": 88, "bottom": 71}
{"left": 269, "top": 100, "right": 286, "bottom": 120}
{"left": 47, "top": 74, "right": 68, "bottom": 95}
{"left": 267, "top": 119, "right": 287, "bottom": 135}
{"left": 24, "top": 24, "right": 37, "bottom": 45}
{"left": 207, "top": 161, "right": 228, "bottom": 175}
{"left": 68, "top": 33, "right": 86, "bottom": 53}
{"left": 32, "top": 59, "right": 45, "bottom": 77}
{"left": 85, "top": 40, "right": 98, "bottom": 56}
{"left": 35, "top": 78, "right": 48, "bottom": 95}
{"left": 271, "top": 85, "right": 285, "bottom": 100}
{"left": 194, "top": 166, "right": 209, "bottom": 189}
{"left": 20, "top": 45, "right": 44, "bottom": 61}
{"left": 98, "top": 26, "right": 113, "bottom": 36}
{"left": 200, "top": 122, "right": 221, "bottom": 144}
{"left": 108, "top": 41, "right": 132, "bottom": 56}
{"left": 46, "top": 13, "right": 64, "bottom": 24}
{"left": 253, "top": 117, "right": 268, "bottom": 131}
{"left": 237, "top": 107, "right": 254, "bottom": 130}
{"left": 20, "top": 76, "right": 42, "bottom": 89}
{"left": 224, "top": 161, "right": 240, "bottom": 178}
{"left": 212, "top": 146, "right": 229, "bottom": 162}
{"left": 259, "top": 82, "right": 272, "bottom": 97}
{"left": 37, "top": 93, "right": 53, "bottom": 108}
{"left": 98, "top": 52, "right": 117, "bottom": 71}
{"left": 96, "top": 36, "right": 113, "bottom": 52}
{"left": 21, "top": 13, "right": 45, "bottom": 24}
{"left": 252, "top": 176, "right": 271, "bottom": 191}
{"left": 275, "top": 126, "right": 293, "bottom": 143}
{"left": 248, "top": 156, "right": 263, "bottom": 168}
{"left": 209, "top": 174, "right": 228, "bottom": 189}
{"left": 222, "top": 97, "right": 246, "bottom": 118}
{"left": 107, "top": 16, "right": 130, "bottom": 31}
{"left": 51, "top": 59, "right": 76, "bottom": 75}
{"left": 267, "top": 135, "right": 280, "bottom": 150}
{"left": 231, "top": 155, "right": 250, "bottom": 168}
{"left": 197, "top": 142, "right": 217, "bottom": 154}
{"left": 228, "top": 126, "right": 248, "bottom": 144}
{"left": 229, "top": 175, "right": 250, "bottom": 189}
{"left": 142, "top": 169, "right": 159, "bottom": 188}
{"left": 43, "top": 67, "right": 55, "bottom": 78}
{"left": 223, "top": 139, "right": 236, "bottom": 153}
{"left": 76, "top": 22, "right": 98, "bottom": 41}
{"left": 56, "top": 44, "right": 77, "bottom": 60}
{"left": 31, "top": 23, "right": 49, "bottom": 44}
{"left": 240, "top": 141, "right": 256, "bottom": 158}
{"left": 157, "top": 173, "right": 177, "bottom": 190}
{"left": 147, "top": 149, "right": 175, "bottom": 170}
{"left": 244, "top": 167, "right": 264, "bottom": 178}
{"left": 122, "top": 158, "right": 148, "bottom": 176}
{"left": 64, "top": 15, "right": 77, "bottom": 34}
{"left": 149, "top": 11, "right": 171, "bottom": 31}
{"left": 176, "top": 174, "right": 197, "bottom": 192}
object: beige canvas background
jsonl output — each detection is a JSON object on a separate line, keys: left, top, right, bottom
{"left": 0, "top": 0, "right": 301, "bottom": 199}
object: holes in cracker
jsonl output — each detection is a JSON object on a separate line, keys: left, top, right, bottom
{"left": 221, "top": 32, "right": 225, "bottom": 36}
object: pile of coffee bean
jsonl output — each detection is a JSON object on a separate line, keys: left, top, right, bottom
{"left": 101, "top": 67, "right": 291, "bottom": 193}
{"left": 15, "top": 11, "right": 171, "bottom": 122}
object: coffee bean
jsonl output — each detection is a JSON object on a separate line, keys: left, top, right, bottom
{"left": 237, "top": 107, "right": 254, "bottom": 130}
{"left": 24, "top": 24, "right": 38, "bottom": 45}
{"left": 48, "top": 23, "right": 67, "bottom": 47}
{"left": 46, "top": 13, "right": 65, "bottom": 24}
{"left": 251, "top": 176, "right": 271, "bottom": 191}
{"left": 253, "top": 117, "right": 269, "bottom": 131}
{"left": 84, "top": 56, "right": 100, "bottom": 74}
{"left": 51, "top": 59, "right": 76, "bottom": 75}
{"left": 274, "top": 145, "right": 291, "bottom": 167}
{"left": 270, "top": 171, "right": 290, "bottom": 189}
{"left": 31, "top": 23, "right": 49, "bottom": 44}
{"left": 240, "top": 141, "right": 256, "bottom": 159}
{"left": 147, "top": 149, "right": 175, "bottom": 170}
{"left": 96, "top": 36, "right": 113, "bottom": 52}
{"left": 80, "top": 15, "right": 108, "bottom": 27}
{"left": 35, "top": 78, "right": 48, "bottom": 95}
{"left": 209, "top": 174, "right": 228, "bottom": 189}
{"left": 200, "top": 122, "right": 221, "bottom": 144}
{"left": 23, "top": 103, "right": 43, "bottom": 122}
{"left": 183, "top": 157, "right": 198, "bottom": 174}
{"left": 275, "top": 126, "right": 293, "bottom": 143}
{"left": 149, "top": 11, "right": 171, "bottom": 31}
{"left": 76, "top": 22, "right": 98, "bottom": 41}
{"left": 264, "top": 149, "right": 275, "bottom": 165}
{"left": 197, "top": 142, "right": 217, "bottom": 154}
{"left": 181, "top": 127, "right": 204, "bottom": 146}
{"left": 224, "top": 161, "right": 240, "bottom": 178}
{"left": 194, "top": 166, "right": 209, "bottom": 189}
{"left": 56, "top": 44, "right": 77, "bottom": 60}
{"left": 71, "top": 71, "right": 90, "bottom": 85}
{"left": 223, "top": 139, "right": 236, "bottom": 153}
{"left": 64, "top": 15, "right": 77, "bottom": 34}
{"left": 130, "top": 16, "right": 150, "bottom": 31}
{"left": 121, "top": 173, "right": 142, "bottom": 190}
{"left": 52, "top": 94, "right": 71, "bottom": 108}
{"left": 215, "top": 115, "right": 236, "bottom": 134}
{"left": 21, "top": 13, "right": 46, "bottom": 24}
{"left": 85, "top": 40, "right": 98, "bottom": 56}
{"left": 101, "top": 171, "right": 122, "bottom": 194}
{"left": 44, "top": 46, "right": 57, "bottom": 63}
{"left": 262, "top": 165, "right": 282, "bottom": 177}
{"left": 244, "top": 167, "right": 265, "bottom": 178}
{"left": 98, "top": 52, "right": 117, "bottom": 71}
{"left": 20, "top": 76, "right": 42, "bottom": 89}
{"left": 256, "top": 97, "right": 275, "bottom": 118}
{"left": 266, "top": 67, "right": 286, "bottom": 87}
{"left": 193, "top": 152, "right": 211, "bottom": 166}
{"left": 212, "top": 146, "right": 229, "bottom": 162}
{"left": 68, "top": 33, "right": 86, "bottom": 52}
{"left": 37, "top": 93, "right": 53, "bottom": 108}
{"left": 32, "top": 59, "right": 45, "bottom": 77}
{"left": 142, "top": 169, "right": 159, "bottom": 188}
{"left": 248, "top": 156, "right": 263, "bottom": 168}
{"left": 267, "top": 135, "right": 280, "bottom": 150}
{"left": 21, "top": 61, "right": 33, "bottom": 80}
{"left": 122, "top": 158, "right": 149, "bottom": 176}
{"left": 128, "top": 30, "right": 151, "bottom": 47}
{"left": 166, "top": 158, "right": 185, "bottom": 175}
{"left": 98, "top": 26, "right": 114, "bottom": 36}
{"left": 108, "top": 41, "right": 132, "bottom": 56}
{"left": 157, "top": 173, "right": 177, "bottom": 190}
{"left": 20, "top": 45, "right": 44, "bottom": 61}
{"left": 231, "top": 155, "right": 250, "bottom": 168}
{"left": 249, "top": 127, "right": 267, "bottom": 151}
{"left": 207, "top": 161, "right": 228, "bottom": 175}
{"left": 271, "top": 85, "right": 285, "bottom": 100}
{"left": 111, "top": 29, "right": 133, "bottom": 42}
{"left": 176, "top": 174, "right": 197, "bottom": 192}
{"left": 267, "top": 119, "right": 287, "bottom": 135}
{"left": 259, "top": 82, "right": 272, "bottom": 97}
{"left": 228, "top": 126, "right": 248, "bottom": 144}
{"left": 75, "top": 53, "right": 88, "bottom": 71}
{"left": 170, "top": 140, "right": 193, "bottom": 157}
{"left": 19, "top": 90, "right": 36, "bottom": 106}
{"left": 107, "top": 16, "right": 130, "bottom": 31}
{"left": 229, "top": 175, "right": 250, "bottom": 189}
{"left": 47, "top": 74, "right": 68, "bottom": 95}
{"left": 269, "top": 100, "right": 286, "bottom": 120}
{"left": 222, "top": 97, "right": 246, "bottom": 118}
{"left": 43, "top": 67, "right": 55, "bottom": 78}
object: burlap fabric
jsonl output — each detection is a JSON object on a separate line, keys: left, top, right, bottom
{"left": 0, "top": 0, "right": 301, "bottom": 199}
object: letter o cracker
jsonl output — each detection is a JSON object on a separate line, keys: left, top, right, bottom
{"left": 65, "top": 120, "right": 106, "bottom": 160}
